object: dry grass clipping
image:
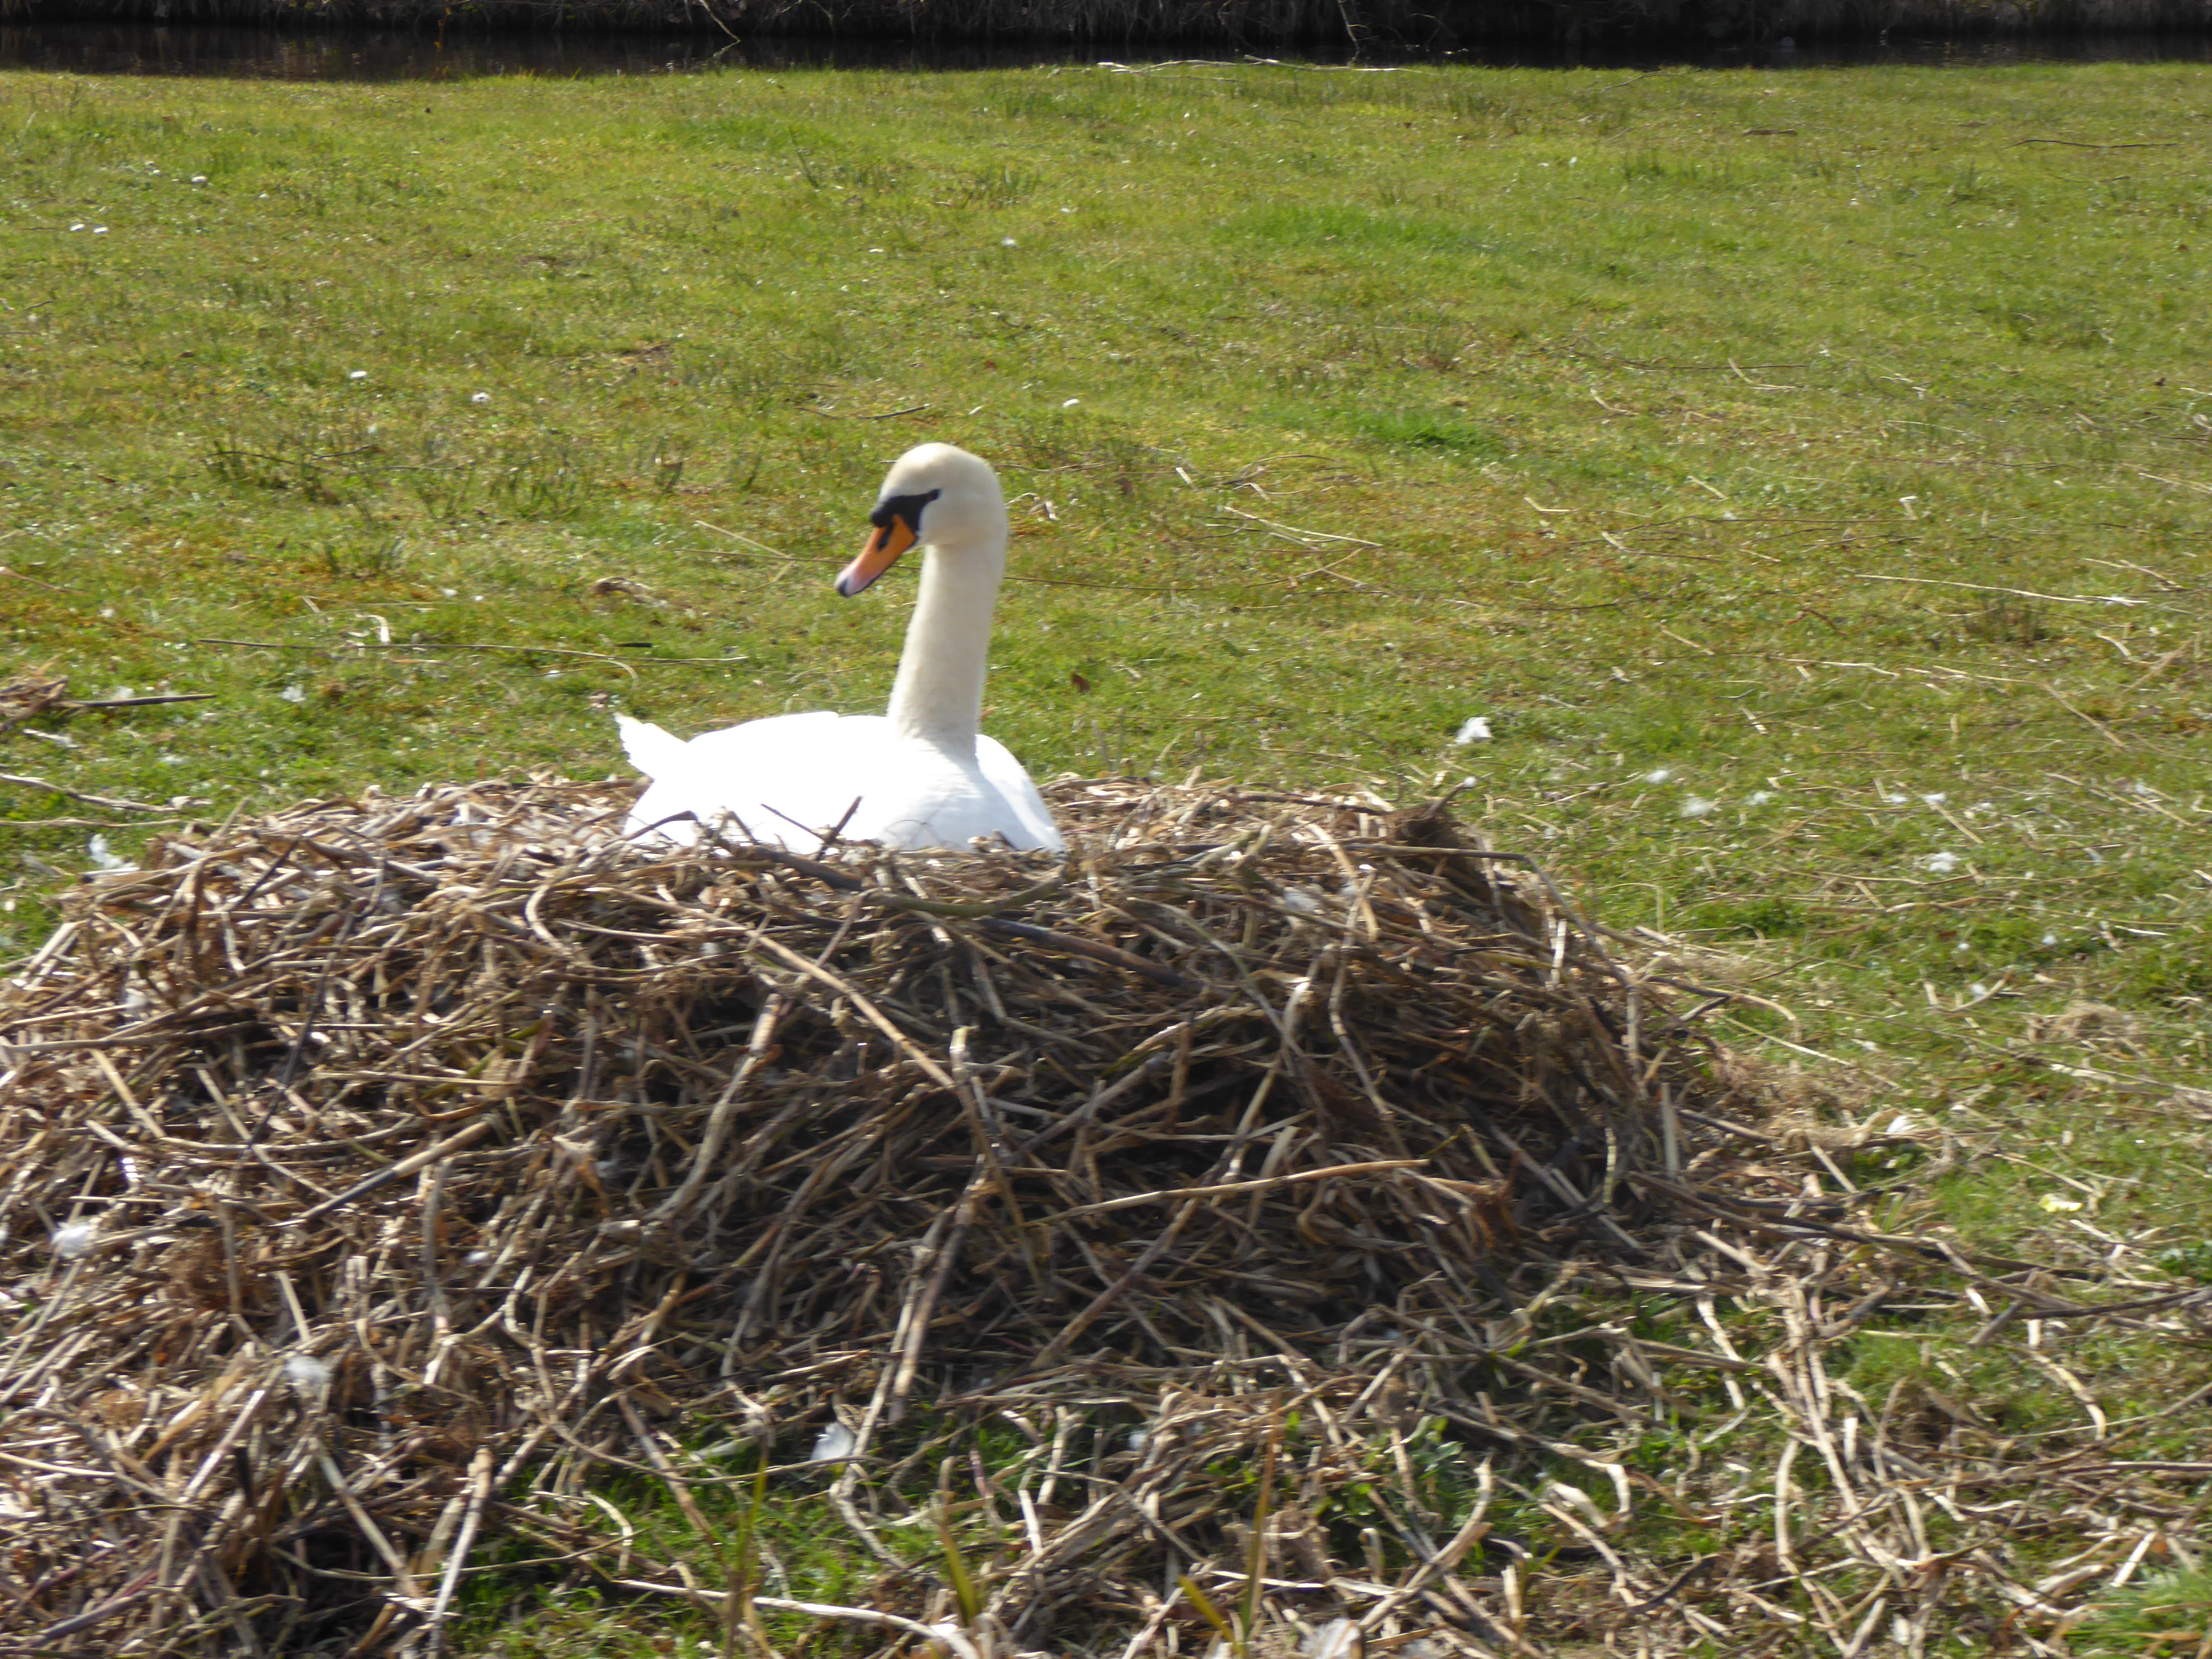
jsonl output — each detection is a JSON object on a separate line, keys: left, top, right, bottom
{"left": 1, "top": 779, "right": 2203, "bottom": 1658}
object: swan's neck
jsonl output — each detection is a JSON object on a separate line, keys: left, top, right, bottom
{"left": 885, "top": 530, "right": 1007, "bottom": 754}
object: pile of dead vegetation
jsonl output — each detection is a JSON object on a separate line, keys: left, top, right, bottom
{"left": 1, "top": 777, "right": 2203, "bottom": 1658}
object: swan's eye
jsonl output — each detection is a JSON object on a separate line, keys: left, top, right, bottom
{"left": 869, "top": 488, "right": 940, "bottom": 534}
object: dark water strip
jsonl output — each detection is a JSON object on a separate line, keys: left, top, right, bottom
{"left": 2, "top": 18, "right": 2210, "bottom": 75}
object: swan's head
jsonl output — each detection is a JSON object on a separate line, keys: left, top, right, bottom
{"left": 837, "top": 443, "right": 1008, "bottom": 598}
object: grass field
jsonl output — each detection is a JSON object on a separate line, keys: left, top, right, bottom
{"left": 3, "top": 55, "right": 2209, "bottom": 1654}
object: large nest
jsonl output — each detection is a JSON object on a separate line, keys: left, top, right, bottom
{"left": 0, "top": 780, "right": 1812, "bottom": 1653}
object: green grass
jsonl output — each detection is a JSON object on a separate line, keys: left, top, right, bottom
{"left": 453, "top": 1453, "right": 929, "bottom": 1657}
{"left": 3, "top": 55, "right": 2209, "bottom": 1653}
{"left": 2073, "top": 1567, "right": 2212, "bottom": 1658}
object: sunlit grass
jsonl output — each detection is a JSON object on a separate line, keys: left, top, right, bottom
{"left": 2, "top": 56, "right": 2208, "bottom": 1652}
{"left": 452, "top": 1456, "right": 905, "bottom": 1657}
{"left": 2072, "top": 1566, "right": 2212, "bottom": 1658}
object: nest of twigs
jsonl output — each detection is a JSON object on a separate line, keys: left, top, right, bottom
{"left": 4, "top": 778, "right": 2198, "bottom": 1659}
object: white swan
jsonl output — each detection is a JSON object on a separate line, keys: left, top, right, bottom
{"left": 618, "top": 444, "right": 1064, "bottom": 853}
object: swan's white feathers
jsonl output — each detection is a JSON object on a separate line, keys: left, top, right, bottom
{"left": 614, "top": 712, "right": 694, "bottom": 782}
{"left": 619, "top": 445, "right": 1064, "bottom": 854}
{"left": 627, "top": 713, "right": 1058, "bottom": 851}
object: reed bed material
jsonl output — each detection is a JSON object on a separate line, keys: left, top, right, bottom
{"left": 0, "top": 780, "right": 2200, "bottom": 1656}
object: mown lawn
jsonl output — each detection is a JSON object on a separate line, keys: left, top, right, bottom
{"left": 3, "top": 54, "right": 2208, "bottom": 1653}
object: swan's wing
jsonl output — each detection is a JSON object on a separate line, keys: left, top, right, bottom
{"left": 816, "top": 727, "right": 1001, "bottom": 849}
{"left": 696, "top": 719, "right": 1052, "bottom": 853}
{"left": 619, "top": 712, "right": 1060, "bottom": 853}
{"left": 709, "top": 714, "right": 895, "bottom": 846}
{"left": 796, "top": 730, "right": 1062, "bottom": 849}
{"left": 975, "top": 734, "right": 1066, "bottom": 852}
{"left": 623, "top": 711, "right": 873, "bottom": 848}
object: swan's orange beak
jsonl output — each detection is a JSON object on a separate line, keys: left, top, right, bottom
{"left": 836, "top": 513, "right": 916, "bottom": 598}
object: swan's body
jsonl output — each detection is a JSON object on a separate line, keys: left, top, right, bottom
{"left": 618, "top": 710, "right": 1060, "bottom": 852}
{"left": 620, "top": 445, "right": 1063, "bottom": 853}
